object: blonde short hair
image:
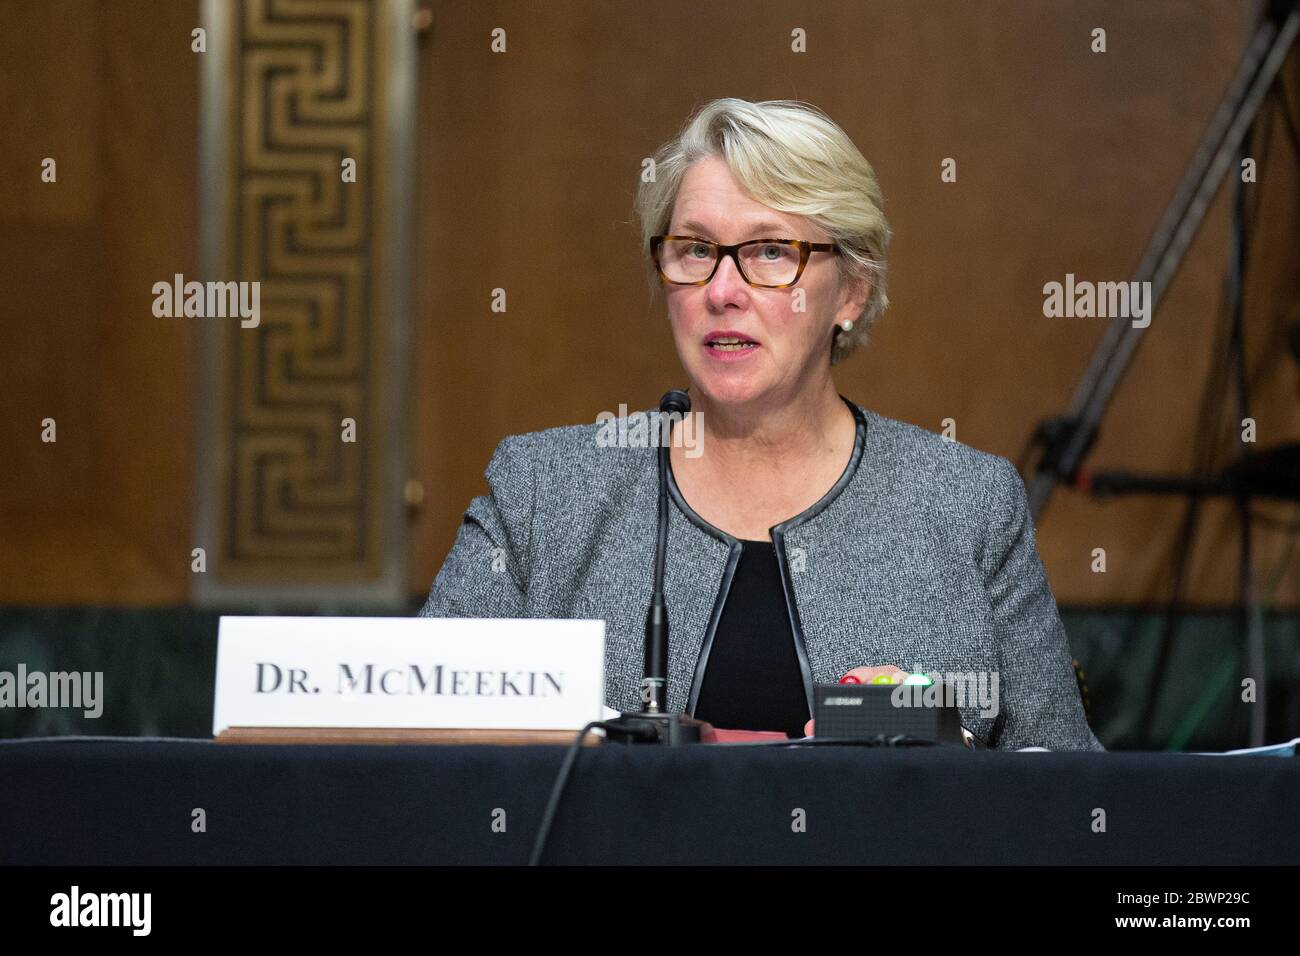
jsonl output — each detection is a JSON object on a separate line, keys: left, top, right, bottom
{"left": 634, "top": 98, "right": 891, "bottom": 364}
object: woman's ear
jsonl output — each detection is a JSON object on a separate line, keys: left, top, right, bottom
{"left": 836, "top": 274, "right": 870, "bottom": 328}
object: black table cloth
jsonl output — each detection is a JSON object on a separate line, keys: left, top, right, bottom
{"left": 1, "top": 738, "right": 1296, "bottom": 865}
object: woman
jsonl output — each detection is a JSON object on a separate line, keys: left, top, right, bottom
{"left": 421, "top": 97, "right": 1102, "bottom": 751}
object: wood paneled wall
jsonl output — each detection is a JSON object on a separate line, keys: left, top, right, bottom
{"left": 0, "top": 0, "right": 200, "bottom": 603}
{"left": 2, "top": 1, "right": 1296, "bottom": 608}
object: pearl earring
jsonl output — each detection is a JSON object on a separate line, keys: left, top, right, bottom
{"left": 841, "top": 320, "right": 854, "bottom": 332}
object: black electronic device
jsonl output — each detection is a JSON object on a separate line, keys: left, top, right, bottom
{"left": 812, "top": 683, "right": 969, "bottom": 746}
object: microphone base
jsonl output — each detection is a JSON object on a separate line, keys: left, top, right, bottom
{"left": 602, "top": 711, "right": 711, "bottom": 746}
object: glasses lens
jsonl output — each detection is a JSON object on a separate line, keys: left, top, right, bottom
{"left": 659, "top": 239, "right": 717, "bottom": 283}
{"left": 738, "top": 242, "right": 801, "bottom": 286}
{"left": 658, "top": 239, "right": 802, "bottom": 286}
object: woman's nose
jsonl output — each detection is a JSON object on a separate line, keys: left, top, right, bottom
{"left": 706, "top": 252, "right": 749, "bottom": 303}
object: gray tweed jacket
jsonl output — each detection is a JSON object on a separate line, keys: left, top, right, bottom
{"left": 420, "top": 399, "right": 1103, "bottom": 751}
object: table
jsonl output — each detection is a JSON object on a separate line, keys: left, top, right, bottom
{"left": 1, "top": 738, "right": 1296, "bottom": 865}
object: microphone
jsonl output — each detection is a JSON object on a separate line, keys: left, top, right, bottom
{"left": 643, "top": 389, "right": 690, "bottom": 714}
{"left": 600, "top": 389, "right": 710, "bottom": 745}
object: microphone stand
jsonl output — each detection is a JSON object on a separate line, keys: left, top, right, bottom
{"left": 601, "top": 390, "right": 710, "bottom": 745}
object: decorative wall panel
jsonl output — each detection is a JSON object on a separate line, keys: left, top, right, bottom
{"left": 196, "top": 0, "right": 414, "bottom": 606}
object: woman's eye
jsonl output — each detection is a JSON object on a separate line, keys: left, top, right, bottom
{"left": 688, "top": 244, "right": 711, "bottom": 258}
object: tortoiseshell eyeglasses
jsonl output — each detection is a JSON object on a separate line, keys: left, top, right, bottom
{"left": 650, "top": 235, "right": 839, "bottom": 289}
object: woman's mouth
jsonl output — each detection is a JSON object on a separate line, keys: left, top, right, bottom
{"left": 703, "top": 333, "right": 760, "bottom": 360}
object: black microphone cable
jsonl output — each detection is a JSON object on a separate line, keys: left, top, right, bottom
{"left": 528, "top": 718, "right": 657, "bottom": 866}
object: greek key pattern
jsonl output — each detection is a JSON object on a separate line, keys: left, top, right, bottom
{"left": 200, "top": 0, "right": 405, "bottom": 600}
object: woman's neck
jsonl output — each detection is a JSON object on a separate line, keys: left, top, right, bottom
{"left": 690, "top": 378, "right": 851, "bottom": 471}
{"left": 668, "top": 375, "right": 859, "bottom": 540}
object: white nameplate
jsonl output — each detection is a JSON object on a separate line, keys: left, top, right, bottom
{"left": 212, "top": 616, "right": 606, "bottom": 735}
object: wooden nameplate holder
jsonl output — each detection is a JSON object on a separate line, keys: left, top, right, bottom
{"left": 215, "top": 726, "right": 603, "bottom": 745}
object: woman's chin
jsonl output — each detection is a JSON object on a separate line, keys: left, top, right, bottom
{"left": 687, "top": 371, "right": 771, "bottom": 409}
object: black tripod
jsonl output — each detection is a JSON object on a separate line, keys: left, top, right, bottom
{"left": 1022, "top": 1, "right": 1300, "bottom": 747}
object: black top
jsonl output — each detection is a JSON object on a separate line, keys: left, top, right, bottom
{"left": 692, "top": 539, "right": 811, "bottom": 738}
